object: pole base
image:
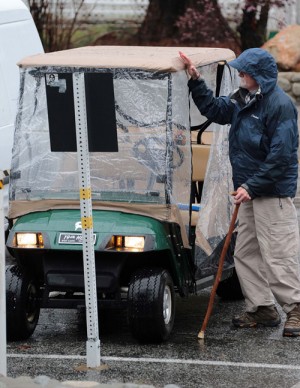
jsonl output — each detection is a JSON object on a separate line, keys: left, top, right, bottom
{"left": 86, "top": 339, "right": 101, "bottom": 368}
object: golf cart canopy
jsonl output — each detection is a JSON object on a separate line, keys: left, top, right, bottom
{"left": 10, "top": 46, "right": 236, "bottom": 251}
{"left": 18, "top": 46, "right": 235, "bottom": 72}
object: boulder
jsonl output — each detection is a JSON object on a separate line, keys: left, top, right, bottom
{"left": 277, "top": 77, "right": 291, "bottom": 92}
{"left": 278, "top": 77, "right": 292, "bottom": 92}
{"left": 262, "top": 25, "right": 300, "bottom": 71}
{"left": 292, "top": 82, "right": 300, "bottom": 97}
{"left": 292, "top": 73, "right": 300, "bottom": 82}
{"left": 293, "top": 62, "right": 300, "bottom": 72}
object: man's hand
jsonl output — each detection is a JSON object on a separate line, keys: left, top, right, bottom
{"left": 179, "top": 51, "right": 201, "bottom": 80}
{"left": 234, "top": 187, "right": 251, "bottom": 204}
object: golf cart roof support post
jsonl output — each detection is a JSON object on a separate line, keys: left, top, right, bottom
{"left": 73, "top": 71, "right": 101, "bottom": 368}
{"left": 0, "top": 174, "right": 7, "bottom": 377}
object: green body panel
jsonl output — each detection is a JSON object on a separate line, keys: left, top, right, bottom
{"left": 12, "top": 209, "right": 173, "bottom": 251}
{"left": 10, "top": 209, "right": 194, "bottom": 294}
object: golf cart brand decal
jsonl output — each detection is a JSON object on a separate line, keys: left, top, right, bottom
{"left": 75, "top": 221, "right": 82, "bottom": 231}
{"left": 58, "top": 233, "right": 96, "bottom": 245}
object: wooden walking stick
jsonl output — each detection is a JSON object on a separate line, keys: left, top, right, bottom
{"left": 198, "top": 201, "right": 240, "bottom": 339}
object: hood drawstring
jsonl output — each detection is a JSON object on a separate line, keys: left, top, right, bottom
{"left": 256, "top": 86, "right": 263, "bottom": 101}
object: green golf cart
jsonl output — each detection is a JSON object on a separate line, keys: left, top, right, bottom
{"left": 6, "top": 46, "right": 241, "bottom": 342}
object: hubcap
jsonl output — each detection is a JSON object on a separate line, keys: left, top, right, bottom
{"left": 163, "top": 285, "right": 172, "bottom": 325}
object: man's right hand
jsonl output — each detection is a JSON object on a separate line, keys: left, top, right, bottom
{"left": 179, "top": 51, "right": 201, "bottom": 80}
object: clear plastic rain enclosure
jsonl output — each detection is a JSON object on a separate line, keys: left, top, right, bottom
{"left": 9, "top": 46, "right": 237, "bottom": 270}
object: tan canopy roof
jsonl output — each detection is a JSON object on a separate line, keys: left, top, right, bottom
{"left": 18, "top": 46, "right": 235, "bottom": 72}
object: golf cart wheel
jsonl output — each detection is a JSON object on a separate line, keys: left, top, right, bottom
{"left": 128, "top": 268, "right": 175, "bottom": 342}
{"left": 6, "top": 265, "right": 40, "bottom": 341}
{"left": 216, "top": 268, "right": 244, "bottom": 300}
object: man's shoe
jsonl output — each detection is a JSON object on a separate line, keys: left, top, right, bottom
{"left": 232, "top": 305, "right": 281, "bottom": 328}
{"left": 283, "top": 304, "right": 300, "bottom": 337}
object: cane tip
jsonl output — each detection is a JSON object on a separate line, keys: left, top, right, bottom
{"left": 198, "top": 331, "right": 205, "bottom": 339}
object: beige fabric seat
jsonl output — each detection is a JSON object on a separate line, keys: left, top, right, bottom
{"left": 192, "top": 144, "right": 210, "bottom": 182}
{"left": 180, "top": 142, "right": 211, "bottom": 227}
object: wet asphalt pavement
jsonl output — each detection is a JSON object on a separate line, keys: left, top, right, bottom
{"left": 3, "top": 109, "right": 300, "bottom": 388}
{"left": 5, "top": 288, "right": 300, "bottom": 388}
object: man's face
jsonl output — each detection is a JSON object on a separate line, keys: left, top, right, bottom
{"left": 238, "top": 71, "right": 259, "bottom": 92}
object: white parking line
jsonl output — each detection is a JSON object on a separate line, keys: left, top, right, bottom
{"left": 7, "top": 353, "right": 300, "bottom": 371}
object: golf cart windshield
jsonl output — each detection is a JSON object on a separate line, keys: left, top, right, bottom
{"left": 11, "top": 68, "right": 190, "bottom": 203}
{"left": 9, "top": 46, "right": 236, "bottom": 252}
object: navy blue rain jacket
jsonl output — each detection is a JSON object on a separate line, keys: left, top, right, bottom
{"left": 188, "top": 48, "right": 298, "bottom": 199}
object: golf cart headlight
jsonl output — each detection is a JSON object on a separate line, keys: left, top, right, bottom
{"left": 124, "top": 236, "right": 145, "bottom": 250}
{"left": 106, "top": 235, "right": 145, "bottom": 251}
{"left": 15, "top": 232, "right": 44, "bottom": 248}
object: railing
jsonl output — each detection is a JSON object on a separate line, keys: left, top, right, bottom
{"left": 22, "top": 0, "right": 296, "bottom": 28}
{"left": 62, "top": 0, "right": 149, "bottom": 22}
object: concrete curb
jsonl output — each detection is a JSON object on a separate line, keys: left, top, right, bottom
{"left": 0, "top": 376, "right": 181, "bottom": 388}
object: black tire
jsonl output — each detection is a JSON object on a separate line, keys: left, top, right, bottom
{"left": 6, "top": 265, "right": 40, "bottom": 341}
{"left": 128, "top": 268, "right": 175, "bottom": 343}
{"left": 216, "top": 268, "right": 244, "bottom": 300}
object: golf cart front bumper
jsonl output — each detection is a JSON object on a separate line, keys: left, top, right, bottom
{"left": 7, "top": 209, "right": 194, "bottom": 307}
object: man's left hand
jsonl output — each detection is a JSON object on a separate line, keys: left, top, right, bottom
{"left": 234, "top": 187, "right": 251, "bottom": 204}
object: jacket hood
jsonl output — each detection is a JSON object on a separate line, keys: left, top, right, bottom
{"left": 228, "top": 48, "right": 278, "bottom": 94}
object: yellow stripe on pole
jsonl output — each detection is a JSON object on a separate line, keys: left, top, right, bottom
{"left": 80, "top": 187, "right": 91, "bottom": 200}
{"left": 81, "top": 216, "right": 93, "bottom": 229}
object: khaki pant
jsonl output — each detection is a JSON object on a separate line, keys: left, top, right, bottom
{"left": 234, "top": 197, "right": 300, "bottom": 314}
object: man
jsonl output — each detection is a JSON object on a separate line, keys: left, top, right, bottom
{"left": 180, "top": 48, "right": 300, "bottom": 337}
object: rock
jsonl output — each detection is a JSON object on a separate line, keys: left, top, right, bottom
{"left": 277, "top": 77, "right": 291, "bottom": 92}
{"left": 292, "top": 73, "right": 300, "bottom": 82}
{"left": 293, "top": 61, "right": 300, "bottom": 72}
{"left": 292, "top": 82, "right": 300, "bottom": 97}
{"left": 279, "top": 72, "right": 297, "bottom": 81}
{"left": 262, "top": 25, "right": 300, "bottom": 70}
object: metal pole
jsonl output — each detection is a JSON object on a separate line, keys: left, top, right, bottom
{"left": 165, "top": 73, "right": 173, "bottom": 205}
{"left": 73, "top": 72, "right": 101, "bottom": 368}
{"left": 0, "top": 176, "right": 7, "bottom": 376}
{"left": 297, "top": 0, "right": 300, "bottom": 25}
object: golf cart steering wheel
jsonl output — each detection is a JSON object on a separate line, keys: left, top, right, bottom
{"left": 133, "top": 136, "right": 184, "bottom": 172}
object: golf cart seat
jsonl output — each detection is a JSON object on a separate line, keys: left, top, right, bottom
{"left": 192, "top": 144, "right": 210, "bottom": 183}
{"left": 179, "top": 140, "right": 211, "bottom": 228}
